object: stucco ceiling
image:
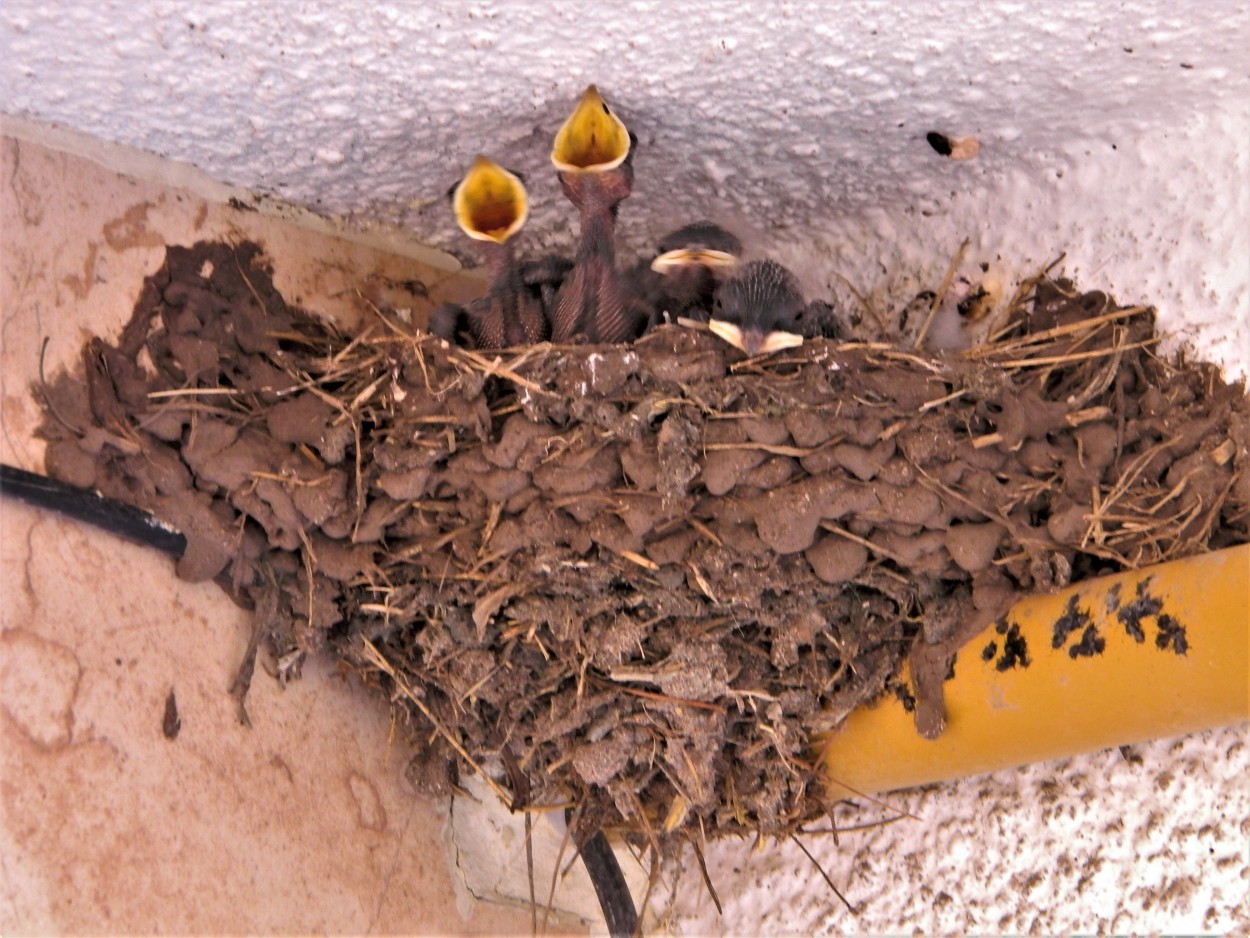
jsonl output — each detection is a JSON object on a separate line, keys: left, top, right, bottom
{"left": 0, "top": 7, "right": 1243, "bottom": 244}
{"left": 5, "top": 1, "right": 1248, "bottom": 373}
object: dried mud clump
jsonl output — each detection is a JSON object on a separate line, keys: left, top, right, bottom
{"left": 37, "top": 241, "right": 1250, "bottom": 849}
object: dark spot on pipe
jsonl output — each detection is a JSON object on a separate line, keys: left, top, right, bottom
{"left": 1051, "top": 594, "right": 1091, "bottom": 650}
{"left": 1117, "top": 577, "right": 1162, "bottom": 644}
{"left": 996, "top": 623, "right": 1031, "bottom": 671}
{"left": 1068, "top": 625, "right": 1105, "bottom": 659}
{"left": 1105, "top": 582, "right": 1122, "bottom": 614}
{"left": 893, "top": 681, "right": 917, "bottom": 713}
{"left": 1155, "top": 613, "right": 1189, "bottom": 655}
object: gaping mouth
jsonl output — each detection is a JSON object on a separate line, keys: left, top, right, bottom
{"left": 650, "top": 248, "right": 739, "bottom": 274}
{"left": 707, "top": 319, "right": 805, "bottom": 356}
{"left": 453, "top": 155, "right": 529, "bottom": 243}
{"left": 551, "top": 84, "right": 632, "bottom": 173}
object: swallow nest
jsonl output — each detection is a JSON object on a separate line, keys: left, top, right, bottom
{"left": 38, "top": 240, "right": 1249, "bottom": 855}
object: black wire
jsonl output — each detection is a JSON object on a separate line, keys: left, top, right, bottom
{"left": 566, "top": 809, "right": 638, "bottom": 938}
{"left": 0, "top": 463, "right": 186, "bottom": 558}
{"left": 583, "top": 830, "right": 639, "bottom": 938}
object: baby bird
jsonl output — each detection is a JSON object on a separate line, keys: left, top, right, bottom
{"left": 519, "top": 254, "right": 575, "bottom": 322}
{"left": 428, "top": 156, "right": 548, "bottom": 349}
{"left": 633, "top": 221, "right": 742, "bottom": 329}
{"left": 709, "top": 259, "right": 841, "bottom": 356}
{"left": 548, "top": 85, "right": 650, "bottom": 344}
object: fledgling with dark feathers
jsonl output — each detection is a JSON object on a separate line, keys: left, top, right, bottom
{"left": 429, "top": 255, "right": 574, "bottom": 347}
{"left": 428, "top": 156, "right": 548, "bottom": 350}
{"left": 520, "top": 255, "right": 575, "bottom": 320}
{"left": 795, "top": 299, "right": 843, "bottom": 342}
{"left": 656, "top": 220, "right": 743, "bottom": 260}
{"left": 548, "top": 147, "right": 654, "bottom": 344}
{"left": 627, "top": 220, "right": 743, "bottom": 331}
{"left": 709, "top": 259, "right": 841, "bottom": 356}
{"left": 548, "top": 85, "right": 651, "bottom": 345}
{"left": 428, "top": 245, "right": 550, "bottom": 349}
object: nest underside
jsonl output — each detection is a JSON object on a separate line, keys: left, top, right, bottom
{"left": 38, "top": 241, "right": 1250, "bottom": 850}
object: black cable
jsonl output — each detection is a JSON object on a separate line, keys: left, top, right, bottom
{"left": 582, "top": 830, "right": 639, "bottom": 938}
{"left": 566, "top": 809, "right": 639, "bottom": 938}
{"left": 0, "top": 463, "right": 186, "bottom": 558}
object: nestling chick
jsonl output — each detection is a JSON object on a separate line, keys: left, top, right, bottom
{"left": 519, "top": 255, "right": 575, "bottom": 322}
{"left": 428, "top": 156, "right": 548, "bottom": 348}
{"left": 548, "top": 85, "right": 650, "bottom": 344}
{"left": 709, "top": 259, "right": 842, "bottom": 355}
{"left": 632, "top": 221, "right": 742, "bottom": 329}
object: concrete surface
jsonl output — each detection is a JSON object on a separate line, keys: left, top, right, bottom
{"left": 655, "top": 729, "right": 1250, "bottom": 934}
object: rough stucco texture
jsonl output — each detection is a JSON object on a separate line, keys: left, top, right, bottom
{"left": 657, "top": 727, "right": 1250, "bottom": 935}
{"left": 2, "top": 1, "right": 1248, "bottom": 377}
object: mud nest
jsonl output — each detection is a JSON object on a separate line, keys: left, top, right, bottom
{"left": 37, "top": 240, "right": 1250, "bottom": 851}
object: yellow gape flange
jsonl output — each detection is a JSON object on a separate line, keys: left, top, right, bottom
{"left": 453, "top": 155, "right": 529, "bottom": 244}
{"left": 551, "top": 84, "right": 631, "bottom": 172}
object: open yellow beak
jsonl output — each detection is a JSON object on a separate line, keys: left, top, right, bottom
{"left": 551, "top": 84, "right": 632, "bottom": 173}
{"left": 452, "top": 155, "right": 529, "bottom": 244}
{"left": 650, "top": 249, "right": 739, "bottom": 274}
{"left": 707, "top": 319, "right": 805, "bottom": 356}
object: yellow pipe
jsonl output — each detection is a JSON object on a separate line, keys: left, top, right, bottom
{"left": 820, "top": 544, "right": 1250, "bottom": 796}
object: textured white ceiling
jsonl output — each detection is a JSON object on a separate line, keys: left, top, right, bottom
{"left": 5, "top": 1, "right": 1248, "bottom": 375}
{"left": 0, "top": 3, "right": 1240, "bottom": 229}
